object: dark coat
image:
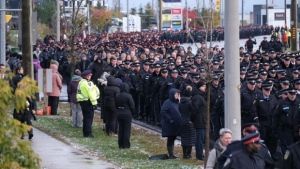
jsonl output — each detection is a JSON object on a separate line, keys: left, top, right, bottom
{"left": 89, "top": 60, "right": 110, "bottom": 85}
{"left": 160, "top": 88, "right": 182, "bottom": 137}
{"left": 191, "top": 93, "right": 207, "bottom": 129}
{"left": 115, "top": 83, "right": 135, "bottom": 116}
{"left": 102, "top": 77, "right": 121, "bottom": 121}
{"left": 284, "top": 141, "right": 300, "bottom": 169}
{"left": 179, "top": 96, "right": 196, "bottom": 146}
{"left": 223, "top": 146, "right": 266, "bottom": 169}
{"left": 67, "top": 75, "right": 81, "bottom": 103}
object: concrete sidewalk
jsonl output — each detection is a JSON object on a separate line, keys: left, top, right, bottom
{"left": 31, "top": 128, "right": 119, "bottom": 169}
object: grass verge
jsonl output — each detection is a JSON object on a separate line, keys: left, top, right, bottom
{"left": 33, "top": 103, "right": 202, "bottom": 169}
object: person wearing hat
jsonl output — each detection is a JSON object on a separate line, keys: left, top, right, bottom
{"left": 206, "top": 128, "right": 232, "bottom": 169}
{"left": 278, "top": 77, "right": 290, "bottom": 91}
{"left": 245, "top": 36, "right": 257, "bottom": 53}
{"left": 283, "top": 125, "right": 300, "bottom": 169}
{"left": 149, "top": 64, "right": 162, "bottom": 125}
{"left": 218, "top": 123, "right": 274, "bottom": 168}
{"left": 222, "top": 132, "right": 266, "bottom": 169}
{"left": 241, "top": 77, "right": 260, "bottom": 125}
{"left": 294, "top": 78, "right": 300, "bottom": 95}
{"left": 259, "top": 36, "right": 270, "bottom": 52}
{"left": 210, "top": 74, "right": 222, "bottom": 139}
{"left": 129, "top": 62, "right": 142, "bottom": 119}
{"left": 191, "top": 81, "right": 208, "bottom": 160}
{"left": 274, "top": 87, "right": 300, "bottom": 153}
{"left": 253, "top": 80, "right": 278, "bottom": 156}
{"left": 160, "top": 88, "right": 182, "bottom": 159}
{"left": 76, "top": 69, "right": 100, "bottom": 137}
{"left": 179, "top": 86, "right": 196, "bottom": 159}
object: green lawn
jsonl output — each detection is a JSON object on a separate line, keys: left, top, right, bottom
{"left": 33, "top": 103, "right": 202, "bottom": 169}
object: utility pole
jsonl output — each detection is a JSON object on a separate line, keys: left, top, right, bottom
{"left": 284, "top": 0, "right": 287, "bottom": 27}
{"left": 0, "top": 0, "right": 5, "bottom": 64}
{"left": 57, "top": 0, "right": 60, "bottom": 41}
{"left": 266, "top": 0, "right": 268, "bottom": 25}
{"left": 87, "top": 0, "right": 91, "bottom": 35}
{"left": 210, "top": 0, "right": 213, "bottom": 48}
{"left": 158, "top": 0, "right": 162, "bottom": 31}
{"left": 185, "top": 0, "right": 188, "bottom": 31}
{"left": 225, "top": 0, "right": 241, "bottom": 140}
{"left": 127, "top": 0, "right": 129, "bottom": 32}
{"left": 22, "top": 0, "right": 33, "bottom": 78}
{"left": 241, "top": 0, "right": 244, "bottom": 27}
{"left": 291, "top": 0, "right": 298, "bottom": 51}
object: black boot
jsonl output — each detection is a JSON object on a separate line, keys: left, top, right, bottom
{"left": 182, "top": 146, "right": 188, "bottom": 159}
{"left": 28, "top": 128, "right": 33, "bottom": 140}
{"left": 167, "top": 146, "right": 178, "bottom": 159}
{"left": 185, "top": 146, "right": 192, "bottom": 159}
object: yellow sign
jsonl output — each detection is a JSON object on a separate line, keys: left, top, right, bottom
{"left": 162, "top": 14, "right": 172, "bottom": 22}
{"left": 215, "top": 0, "right": 221, "bottom": 12}
{"left": 5, "top": 15, "right": 12, "bottom": 23}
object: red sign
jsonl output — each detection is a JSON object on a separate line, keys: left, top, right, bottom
{"left": 172, "top": 9, "right": 182, "bottom": 15}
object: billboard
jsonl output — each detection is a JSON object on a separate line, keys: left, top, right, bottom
{"left": 162, "top": 7, "right": 183, "bottom": 30}
{"left": 122, "top": 15, "right": 141, "bottom": 32}
{"left": 274, "top": 13, "right": 285, "bottom": 20}
{"left": 163, "top": 0, "right": 181, "bottom": 2}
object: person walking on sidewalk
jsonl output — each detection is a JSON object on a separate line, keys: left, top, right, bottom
{"left": 68, "top": 69, "right": 83, "bottom": 128}
{"left": 77, "top": 70, "right": 100, "bottom": 138}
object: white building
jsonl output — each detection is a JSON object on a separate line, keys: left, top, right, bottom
{"left": 253, "top": 5, "right": 290, "bottom": 28}
{"left": 62, "top": 0, "right": 102, "bottom": 19}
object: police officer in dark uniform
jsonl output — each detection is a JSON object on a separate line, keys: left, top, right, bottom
{"left": 140, "top": 61, "right": 151, "bottom": 121}
{"left": 259, "top": 37, "right": 270, "bottom": 52}
{"left": 283, "top": 125, "right": 300, "bottom": 169}
{"left": 254, "top": 80, "right": 279, "bottom": 156}
{"left": 274, "top": 87, "right": 300, "bottom": 153}
{"left": 149, "top": 63, "right": 162, "bottom": 124}
{"left": 241, "top": 77, "right": 261, "bottom": 125}
{"left": 223, "top": 132, "right": 265, "bottom": 169}
{"left": 219, "top": 124, "right": 274, "bottom": 169}
{"left": 129, "top": 62, "right": 142, "bottom": 119}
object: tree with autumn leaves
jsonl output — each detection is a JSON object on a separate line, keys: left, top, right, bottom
{"left": 91, "top": 8, "right": 112, "bottom": 32}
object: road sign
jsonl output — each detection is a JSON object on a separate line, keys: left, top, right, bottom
{"left": 5, "top": 15, "right": 12, "bottom": 23}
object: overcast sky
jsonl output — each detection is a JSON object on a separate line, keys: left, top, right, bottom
{"left": 108, "top": 0, "right": 287, "bottom": 14}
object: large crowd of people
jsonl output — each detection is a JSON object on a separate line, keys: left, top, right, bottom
{"left": 2, "top": 25, "right": 300, "bottom": 168}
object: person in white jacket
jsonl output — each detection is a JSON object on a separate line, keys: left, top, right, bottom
{"left": 205, "top": 128, "right": 233, "bottom": 169}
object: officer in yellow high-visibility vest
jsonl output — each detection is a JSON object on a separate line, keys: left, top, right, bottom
{"left": 77, "top": 69, "right": 100, "bottom": 137}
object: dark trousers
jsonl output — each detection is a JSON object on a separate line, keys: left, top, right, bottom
{"left": 48, "top": 96, "right": 59, "bottom": 115}
{"left": 105, "top": 108, "right": 118, "bottom": 135}
{"left": 118, "top": 113, "right": 132, "bottom": 148}
{"left": 260, "top": 125, "right": 278, "bottom": 155}
{"left": 167, "top": 136, "right": 177, "bottom": 156}
{"left": 195, "top": 128, "right": 205, "bottom": 160}
{"left": 79, "top": 101, "right": 94, "bottom": 137}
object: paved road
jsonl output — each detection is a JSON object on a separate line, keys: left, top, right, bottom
{"left": 31, "top": 128, "right": 118, "bottom": 169}
{"left": 182, "top": 35, "right": 270, "bottom": 54}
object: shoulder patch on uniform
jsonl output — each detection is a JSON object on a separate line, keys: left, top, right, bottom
{"left": 284, "top": 150, "right": 290, "bottom": 160}
{"left": 223, "top": 158, "right": 231, "bottom": 167}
